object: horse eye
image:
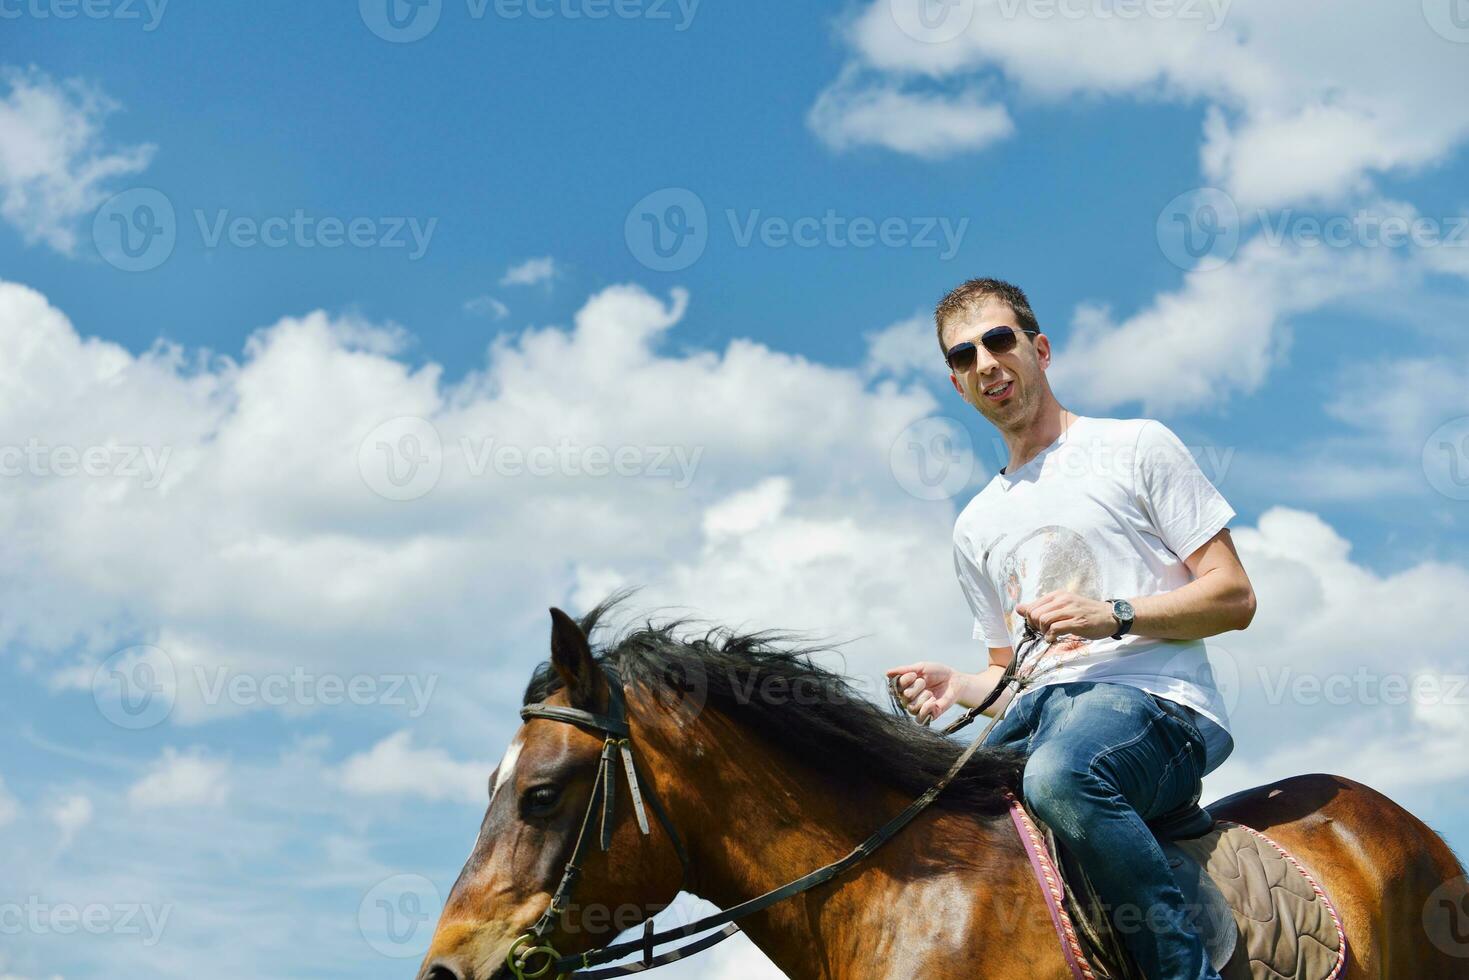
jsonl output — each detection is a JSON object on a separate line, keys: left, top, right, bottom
{"left": 522, "top": 785, "right": 561, "bottom": 814}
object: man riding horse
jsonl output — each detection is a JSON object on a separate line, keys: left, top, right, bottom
{"left": 888, "top": 278, "right": 1257, "bottom": 980}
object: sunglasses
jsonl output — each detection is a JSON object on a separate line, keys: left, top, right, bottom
{"left": 944, "top": 326, "right": 1040, "bottom": 372}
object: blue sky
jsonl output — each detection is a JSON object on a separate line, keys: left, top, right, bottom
{"left": 3, "top": 2, "right": 1469, "bottom": 977}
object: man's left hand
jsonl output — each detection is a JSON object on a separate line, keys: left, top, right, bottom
{"left": 1016, "top": 591, "right": 1120, "bottom": 643}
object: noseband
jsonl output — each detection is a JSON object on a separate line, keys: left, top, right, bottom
{"left": 506, "top": 629, "right": 1044, "bottom": 980}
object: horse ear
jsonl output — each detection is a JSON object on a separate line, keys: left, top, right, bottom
{"left": 549, "top": 607, "right": 599, "bottom": 708}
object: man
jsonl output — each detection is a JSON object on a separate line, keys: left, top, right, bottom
{"left": 887, "top": 278, "right": 1255, "bottom": 980}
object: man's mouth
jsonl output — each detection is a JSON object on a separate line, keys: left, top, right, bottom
{"left": 982, "top": 379, "right": 1014, "bottom": 401}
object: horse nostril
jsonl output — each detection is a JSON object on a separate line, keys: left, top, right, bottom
{"left": 420, "top": 964, "right": 463, "bottom": 980}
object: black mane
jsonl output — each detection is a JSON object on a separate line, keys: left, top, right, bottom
{"left": 523, "top": 599, "right": 1025, "bottom": 816}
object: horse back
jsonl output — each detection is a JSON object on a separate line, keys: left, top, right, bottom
{"left": 1207, "top": 773, "right": 1469, "bottom": 978}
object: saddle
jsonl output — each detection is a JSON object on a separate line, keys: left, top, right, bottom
{"left": 1009, "top": 798, "right": 1349, "bottom": 980}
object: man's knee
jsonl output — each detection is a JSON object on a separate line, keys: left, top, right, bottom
{"left": 1022, "top": 753, "right": 1093, "bottom": 840}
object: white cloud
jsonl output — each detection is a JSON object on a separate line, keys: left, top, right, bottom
{"left": 337, "top": 731, "right": 489, "bottom": 804}
{"left": 128, "top": 749, "right": 230, "bottom": 809}
{"left": 48, "top": 794, "right": 94, "bottom": 846}
{"left": 1200, "top": 507, "right": 1469, "bottom": 801}
{"left": 463, "top": 295, "right": 510, "bottom": 319}
{"left": 0, "top": 68, "right": 154, "bottom": 254}
{"left": 823, "top": 2, "right": 1469, "bottom": 210}
{"left": 809, "top": 70, "right": 1013, "bottom": 158}
{"left": 864, "top": 313, "right": 938, "bottom": 378}
{"left": 0, "top": 278, "right": 933, "bottom": 732}
{"left": 499, "top": 255, "right": 558, "bottom": 287}
{"left": 1048, "top": 235, "right": 1406, "bottom": 413}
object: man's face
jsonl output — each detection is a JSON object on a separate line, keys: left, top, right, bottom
{"left": 940, "top": 298, "right": 1052, "bottom": 431}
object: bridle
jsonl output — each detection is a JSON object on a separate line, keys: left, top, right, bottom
{"left": 505, "top": 629, "right": 1046, "bottom": 980}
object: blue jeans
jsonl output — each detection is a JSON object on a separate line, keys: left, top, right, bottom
{"left": 984, "top": 682, "right": 1222, "bottom": 980}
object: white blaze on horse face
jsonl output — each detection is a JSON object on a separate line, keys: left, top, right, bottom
{"left": 489, "top": 734, "right": 525, "bottom": 807}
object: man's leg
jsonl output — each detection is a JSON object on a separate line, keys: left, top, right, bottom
{"left": 1021, "top": 682, "right": 1217, "bottom": 980}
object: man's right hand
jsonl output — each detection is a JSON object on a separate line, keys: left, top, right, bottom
{"left": 885, "top": 661, "right": 966, "bottom": 725}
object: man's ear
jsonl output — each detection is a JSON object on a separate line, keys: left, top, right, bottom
{"left": 1034, "top": 333, "right": 1052, "bottom": 369}
{"left": 549, "top": 607, "right": 600, "bottom": 708}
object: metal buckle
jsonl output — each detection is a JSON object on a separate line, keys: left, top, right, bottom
{"left": 506, "top": 934, "right": 566, "bottom": 980}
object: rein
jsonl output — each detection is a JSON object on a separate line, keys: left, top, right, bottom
{"left": 506, "top": 628, "right": 1045, "bottom": 980}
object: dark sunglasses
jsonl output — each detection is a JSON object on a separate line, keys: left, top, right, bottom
{"left": 944, "top": 326, "right": 1040, "bottom": 372}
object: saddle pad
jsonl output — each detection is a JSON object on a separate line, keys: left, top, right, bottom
{"left": 1171, "top": 822, "right": 1347, "bottom": 980}
{"left": 1009, "top": 799, "right": 1348, "bottom": 980}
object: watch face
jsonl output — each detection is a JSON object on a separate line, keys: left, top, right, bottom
{"left": 1114, "top": 600, "right": 1134, "bottom": 620}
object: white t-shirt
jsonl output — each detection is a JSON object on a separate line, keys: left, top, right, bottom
{"left": 953, "top": 416, "right": 1237, "bottom": 755}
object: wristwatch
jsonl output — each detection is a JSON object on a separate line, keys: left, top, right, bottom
{"left": 1109, "top": 599, "right": 1135, "bottom": 639}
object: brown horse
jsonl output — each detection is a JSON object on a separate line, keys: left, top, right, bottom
{"left": 418, "top": 602, "right": 1469, "bottom": 979}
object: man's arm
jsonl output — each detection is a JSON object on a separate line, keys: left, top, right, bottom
{"left": 1016, "top": 528, "right": 1256, "bottom": 643}
{"left": 953, "top": 645, "right": 1016, "bottom": 716}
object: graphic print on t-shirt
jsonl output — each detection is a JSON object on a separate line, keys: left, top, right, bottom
{"left": 993, "top": 524, "right": 1103, "bottom": 677}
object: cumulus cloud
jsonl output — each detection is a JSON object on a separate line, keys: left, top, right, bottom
{"left": 0, "top": 67, "right": 154, "bottom": 254}
{"left": 499, "top": 256, "right": 558, "bottom": 287}
{"left": 337, "top": 731, "right": 489, "bottom": 804}
{"left": 127, "top": 749, "right": 230, "bottom": 809}
{"left": 821, "top": 2, "right": 1469, "bottom": 210}
{"left": 1047, "top": 235, "right": 1407, "bottom": 413}
{"left": 0, "top": 278, "right": 934, "bottom": 735}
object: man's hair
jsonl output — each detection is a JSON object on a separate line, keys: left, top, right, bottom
{"left": 934, "top": 278, "right": 1040, "bottom": 354}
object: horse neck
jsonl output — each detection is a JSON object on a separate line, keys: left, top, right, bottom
{"left": 629, "top": 693, "right": 1039, "bottom": 979}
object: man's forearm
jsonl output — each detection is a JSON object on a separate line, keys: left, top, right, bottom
{"left": 1129, "top": 567, "right": 1255, "bottom": 640}
{"left": 955, "top": 663, "right": 1014, "bottom": 716}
